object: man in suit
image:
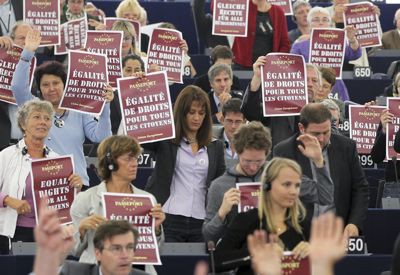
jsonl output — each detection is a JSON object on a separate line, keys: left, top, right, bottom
{"left": 212, "top": 98, "right": 245, "bottom": 169}
{"left": 273, "top": 103, "right": 369, "bottom": 237}
{"left": 382, "top": 8, "right": 400, "bottom": 49}
{"left": 33, "top": 199, "right": 149, "bottom": 275}
{"left": 193, "top": 45, "right": 242, "bottom": 94}
{"left": 207, "top": 63, "right": 243, "bottom": 124}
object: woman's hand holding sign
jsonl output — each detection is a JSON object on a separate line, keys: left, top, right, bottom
{"left": 78, "top": 214, "right": 107, "bottom": 239}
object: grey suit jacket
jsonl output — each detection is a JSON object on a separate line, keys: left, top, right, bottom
{"left": 59, "top": 260, "right": 149, "bottom": 275}
{"left": 382, "top": 29, "right": 400, "bottom": 49}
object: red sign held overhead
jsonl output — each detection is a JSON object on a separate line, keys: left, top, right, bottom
{"left": 309, "top": 28, "right": 345, "bottom": 79}
{"left": 261, "top": 53, "right": 307, "bottom": 117}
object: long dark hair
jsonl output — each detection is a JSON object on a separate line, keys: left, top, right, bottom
{"left": 172, "top": 85, "right": 212, "bottom": 148}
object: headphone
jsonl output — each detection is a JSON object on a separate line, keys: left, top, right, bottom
{"left": 19, "top": 143, "right": 50, "bottom": 157}
{"left": 262, "top": 160, "right": 274, "bottom": 192}
{"left": 105, "top": 149, "right": 118, "bottom": 171}
{"left": 263, "top": 180, "right": 271, "bottom": 192}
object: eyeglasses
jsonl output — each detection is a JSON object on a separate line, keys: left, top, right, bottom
{"left": 224, "top": 119, "right": 244, "bottom": 126}
{"left": 123, "top": 36, "right": 133, "bottom": 42}
{"left": 241, "top": 159, "right": 266, "bottom": 167}
{"left": 311, "top": 17, "right": 330, "bottom": 23}
{"left": 118, "top": 155, "right": 139, "bottom": 163}
{"left": 103, "top": 244, "right": 135, "bottom": 255}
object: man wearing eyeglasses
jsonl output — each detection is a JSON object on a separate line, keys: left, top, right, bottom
{"left": 203, "top": 121, "right": 333, "bottom": 243}
{"left": 34, "top": 216, "right": 149, "bottom": 275}
{"left": 212, "top": 98, "right": 245, "bottom": 169}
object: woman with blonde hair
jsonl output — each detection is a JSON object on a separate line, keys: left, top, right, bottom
{"left": 111, "top": 20, "right": 144, "bottom": 57}
{"left": 116, "top": 0, "right": 143, "bottom": 22}
{"left": 214, "top": 157, "right": 310, "bottom": 274}
{"left": 115, "top": 0, "right": 149, "bottom": 52}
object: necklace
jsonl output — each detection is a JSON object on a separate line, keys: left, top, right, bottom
{"left": 54, "top": 110, "right": 67, "bottom": 128}
{"left": 0, "top": 1, "right": 11, "bottom": 34}
{"left": 187, "top": 137, "right": 197, "bottom": 144}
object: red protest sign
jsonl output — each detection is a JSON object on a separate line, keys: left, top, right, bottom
{"left": 282, "top": 252, "right": 311, "bottom": 275}
{"left": 24, "top": 0, "right": 60, "bottom": 46}
{"left": 86, "top": 30, "right": 122, "bottom": 88}
{"left": 212, "top": 0, "right": 249, "bottom": 37}
{"left": 344, "top": 2, "right": 381, "bottom": 48}
{"left": 59, "top": 50, "right": 108, "bottom": 115}
{"left": 55, "top": 17, "right": 87, "bottom": 53}
{"left": 268, "top": 0, "right": 293, "bottom": 15}
{"left": 349, "top": 105, "right": 384, "bottom": 154}
{"left": 309, "top": 28, "right": 345, "bottom": 79}
{"left": 31, "top": 155, "right": 75, "bottom": 225}
{"left": 0, "top": 46, "right": 36, "bottom": 105}
{"left": 261, "top": 53, "right": 307, "bottom": 117}
{"left": 117, "top": 71, "right": 175, "bottom": 144}
{"left": 236, "top": 183, "right": 261, "bottom": 213}
{"left": 386, "top": 98, "right": 400, "bottom": 161}
{"left": 105, "top": 17, "right": 141, "bottom": 51}
{"left": 102, "top": 193, "right": 162, "bottom": 265}
{"left": 147, "top": 28, "right": 184, "bottom": 83}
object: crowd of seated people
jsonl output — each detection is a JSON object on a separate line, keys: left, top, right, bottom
{"left": 1, "top": 0, "right": 400, "bottom": 274}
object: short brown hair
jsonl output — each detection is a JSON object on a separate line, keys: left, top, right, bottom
{"left": 233, "top": 121, "right": 272, "bottom": 156}
{"left": 172, "top": 85, "right": 212, "bottom": 148}
{"left": 319, "top": 67, "right": 336, "bottom": 87}
{"left": 97, "top": 135, "right": 141, "bottom": 181}
{"left": 93, "top": 220, "right": 139, "bottom": 251}
{"left": 210, "top": 45, "right": 234, "bottom": 64}
{"left": 299, "top": 103, "right": 332, "bottom": 129}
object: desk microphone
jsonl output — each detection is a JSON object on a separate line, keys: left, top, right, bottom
{"left": 207, "top": 241, "right": 216, "bottom": 275}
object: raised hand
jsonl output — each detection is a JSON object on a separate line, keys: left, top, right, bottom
{"left": 247, "top": 230, "right": 282, "bottom": 275}
{"left": 297, "top": 134, "right": 324, "bottom": 167}
{"left": 309, "top": 212, "right": 346, "bottom": 275}
{"left": 250, "top": 56, "right": 267, "bottom": 92}
{"left": 380, "top": 109, "right": 394, "bottom": 134}
{"left": 33, "top": 197, "right": 75, "bottom": 275}
{"left": 24, "top": 29, "right": 41, "bottom": 52}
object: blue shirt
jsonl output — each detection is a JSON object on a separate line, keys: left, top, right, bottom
{"left": 11, "top": 49, "right": 112, "bottom": 186}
